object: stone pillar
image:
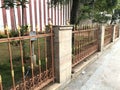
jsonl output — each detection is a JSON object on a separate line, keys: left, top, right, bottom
{"left": 119, "top": 25, "right": 120, "bottom": 38}
{"left": 112, "top": 25, "right": 116, "bottom": 42}
{"left": 53, "top": 25, "right": 73, "bottom": 83}
{"left": 98, "top": 25, "right": 105, "bottom": 51}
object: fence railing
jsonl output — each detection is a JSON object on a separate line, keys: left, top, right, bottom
{"left": 115, "top": 25, "right": 119, "bottom": 39}
{"left": 0, "top": 26, "right": 54, "bottom": 90}
{"left": 104, "top": 26, "right": 113, "bottom": 46}
{"left": 72, "top": 26, "right": 99, "bottom": 67}
{"left": 0, "top": 24, "right": 119, "bottom": 90}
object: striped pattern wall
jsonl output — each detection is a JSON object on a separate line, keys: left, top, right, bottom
{"left": 0, "top": 0, "right": 73, "bottom": 32}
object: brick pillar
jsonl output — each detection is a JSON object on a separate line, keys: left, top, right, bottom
{"left": 53, "top": 25, "right": 73, "bottom": 83}
{"left": 98, "top": 25, "right": 105, "bottom": 51}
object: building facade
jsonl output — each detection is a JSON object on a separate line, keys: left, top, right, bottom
{"left": 0, "top": 0, "right": 72, "bottom": 32}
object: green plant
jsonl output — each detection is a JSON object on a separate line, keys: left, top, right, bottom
{"left": 0, "top": 34, "right": 7, "bottom": 38}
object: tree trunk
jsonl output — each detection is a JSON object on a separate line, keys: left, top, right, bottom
{"left": 70, "top": 0, "right": 80, "bottom": 24}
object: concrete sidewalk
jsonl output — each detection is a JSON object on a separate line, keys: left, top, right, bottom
{"left": 64, "top": 39, "right": 120, "bottom": 90}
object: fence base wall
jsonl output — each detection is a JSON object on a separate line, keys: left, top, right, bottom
{"left": 53, "top": 26, "right": 73, "bottom": 83}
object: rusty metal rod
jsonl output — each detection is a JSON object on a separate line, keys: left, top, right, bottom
{"left": 18, "top": 26, "right": 26, "bottom": 90}
{"left": 7, "top": 29, "right": 16, "bottom": 90}
{"left": 36, "top": 27, "right": 42, "bottom": 83}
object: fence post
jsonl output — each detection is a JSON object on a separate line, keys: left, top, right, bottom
{"left": 112, "top": 25, "right": 116, "bottom": 42}
{"left": 98, "top": 25, "right": 105, "bottom": 51}
{"left": 119, "top": 25, "right": 120, "bottom": 38}
{"left": 0, "top": 75, "right": 3, "bottom": 90}
{"left": 53, "top": 25, "right": 73, "bottom": 83}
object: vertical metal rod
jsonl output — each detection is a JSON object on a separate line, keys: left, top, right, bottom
{"left": 44, "top": 37, "right": 48, "bottom": 75}
{"left": 78, "top": 29, "right": 81, "bottom": 60}
{"left": 77, "top": 29, "right": 79, "bottom": 60}
{"left": 6, "top": 26, "right": 16, "bottom": 89}
{"left": 29, "top": 30, "right": 34, "bottom": 87}
{"left": 80, "top": 30, "right": 82, "bottom": 60}
{"left": 18, "top": 26, "right": 26, "bottom": 90}
{"left": 83, "top": 29, "right": 85, "bottom": 59}
{"left": 36, "top": 27, "right": 42, "bottom": 82}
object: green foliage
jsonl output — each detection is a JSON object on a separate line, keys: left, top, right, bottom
{"left": 94, "top": 0, "right": 117, "bottom": 12}
{"left": 93, "top": 13, "right": 111, "bottom": 23}
{"left": 1, "top": 0, "right": 15, "bottom": 9}
{"left": 9, "top": 30, "right": 19, "bottom": 37}
{"left": 0, "top": 34, "right": 7, "bottom": 38}
{"left": 1, "top": 0, "right": 29, "bottom": 9}
{"left": 51, "top": 0, "right": 119, "bottom": 24}
{"left": 51, "top": 0, "right": 69, "bottom": 6}
{"left": 76, "top": 3, "right": 93, "bottom": 24}
{"left": 20, "top": 25, "right": 29, "bottom": 36}
{"left": 4, "top": 25, "right": 28, "bottom": 38}
{"left": 16, "top": 0, "right": 29, "bottom": 8}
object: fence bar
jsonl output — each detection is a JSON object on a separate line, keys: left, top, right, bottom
{"left": 6, "top": 26, "right": 16, "bottom": 89}
{"left": 104, "top": 26, "right": 113, "bottom": 46}
{"left": 72, "top": 26, "right": 99, "bottom": 67}
{"left": 29, "top": 30, "right": 35, "bottom": 88}
{"left": 18, "top": 26, "right": 26, "bottom": 90}
{"left": 36, "top": 26, "right": 42, "bottom": 84}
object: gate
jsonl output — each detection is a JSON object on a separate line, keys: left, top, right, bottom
{"left": 0, "top": 26, "right": 54, "bottom": 90}
{"left": 72, "top": 25, "right": 99, "bottom": 67}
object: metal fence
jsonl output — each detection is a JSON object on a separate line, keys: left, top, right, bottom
{"left": 72, "top": 26, "right": 99, "bottom": 67}
{"left": 0, "top": 26, "right": 54, "bottom": 90}
{"left": 104, "top": 26, "right": 113, "bottom": 46}
{"left": 115, "top": 25, "right": 119, "bottom": 39}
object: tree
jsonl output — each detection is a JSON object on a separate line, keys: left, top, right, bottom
{"left": 51, "top": 0, "right": 118, "bottom": 24}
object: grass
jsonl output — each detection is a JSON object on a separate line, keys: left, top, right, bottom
{"left": 0, "top": 37, "right": 50, "bottom": 89}
{"left": 0, "top": 63, "right": 22, "bottom": 90}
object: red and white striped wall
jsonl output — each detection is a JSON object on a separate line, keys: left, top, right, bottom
{"left": 0, "top": 0, "right": 72, "bottom": 32}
